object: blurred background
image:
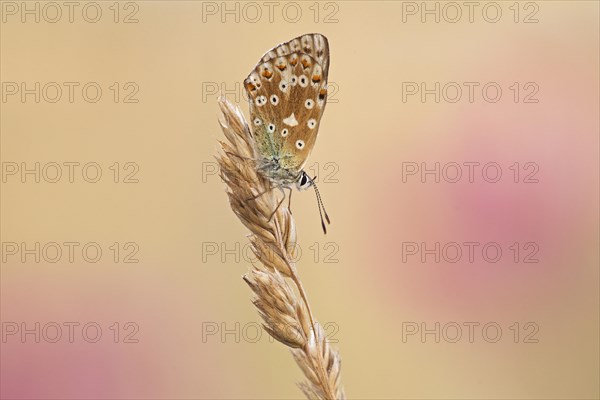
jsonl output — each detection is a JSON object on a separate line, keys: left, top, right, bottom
{"left": 1, "top": 1, "right": 598, "bottom": 399}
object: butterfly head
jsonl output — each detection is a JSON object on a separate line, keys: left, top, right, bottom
{"left": 296, "top": 170, "right": 313, "bottom": 191}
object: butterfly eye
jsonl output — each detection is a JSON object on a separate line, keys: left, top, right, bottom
{"left": 270, "top": 95, "right": 279, "bottom": 105}
{"left": 299, "top": 75, "right": 308, "bottom": 87}
{"left": 279, "top": 81, "right": 288, "bottom": 92}
{"left": 290, "top": 76, "right": 297, "bottom": 86}
{"left": 296, "top": 140, "right": 305, "bottom": 149}
{"left": 300, "top": 174, "right": 308, "bottom": 186}
{"left": 267, "top": 124, "right": 276, "bottom": 133}
{"left": 253, "top": 118, "right": 262, "bottom": 126}
{"left": 307, "top": 119, "right": 317, "bottom": 129}
{"left": 295, "top": 171, "right": 313, "bottom": 191}
{"left": 281, "top": 128, "right": 289, "bottom": 137}
{"left": 305, "top": 99, "right": 314, "bottom": 109}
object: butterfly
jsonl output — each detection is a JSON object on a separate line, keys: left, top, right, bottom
{"left": 244, "top": 33, "right": 331, "bottom": 233}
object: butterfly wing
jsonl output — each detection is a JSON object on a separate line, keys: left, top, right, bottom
{"left": 244, "top": 33, "right": 330, "bottom": 172}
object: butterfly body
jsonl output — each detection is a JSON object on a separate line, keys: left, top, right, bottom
{"left": 243, "top": 33, "right": 331, "bottom": 231}
{"left": 257, "top": 156, "right": 298, "bottom": 186}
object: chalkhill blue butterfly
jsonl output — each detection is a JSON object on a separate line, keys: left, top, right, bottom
{"left": 244, "top": 33, "right": 331, "bottom": 233}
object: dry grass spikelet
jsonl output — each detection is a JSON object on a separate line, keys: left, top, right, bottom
{"left": 216, "top": 97, "right": 345, "bottom": 400}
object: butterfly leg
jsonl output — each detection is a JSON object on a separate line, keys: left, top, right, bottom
{"left": 246, "top": 187, "right": 272, "bottom": 202}
{"left": 285, "top": 186, "right": 293, "bottom": 214}
{"left": 267, "top": 187, "right": 286, "bottom": 222}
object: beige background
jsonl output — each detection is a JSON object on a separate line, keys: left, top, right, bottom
{"left": 1, "top": 1, "right": 599, "bottom": 399}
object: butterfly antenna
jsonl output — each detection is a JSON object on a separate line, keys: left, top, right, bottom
{"left": 311, "top": 176, "right": 331, "bottom": 234}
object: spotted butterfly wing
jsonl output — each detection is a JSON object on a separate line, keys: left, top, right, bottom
{"left": 244, "top": 33, "right": 329, "bottom": 181}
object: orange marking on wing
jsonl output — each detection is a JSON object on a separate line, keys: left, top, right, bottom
{"left": 289, "top": 57, "right": 298, "bottom": 66}
{"left": 312, "top": 75, "right": 321, "bottom": 83}
{"left": 318, "top": 88, "right": 327, "bottom": 100}
{"left": 262, "top": 69, "right": 273, "bottom": 79}
{"left": 301, "top": 58, "right": 311, "bottom": 68}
